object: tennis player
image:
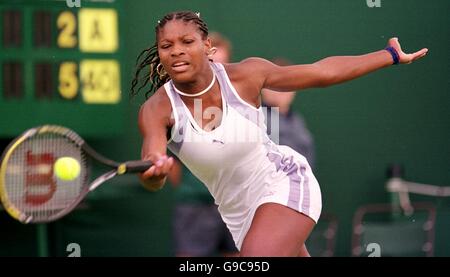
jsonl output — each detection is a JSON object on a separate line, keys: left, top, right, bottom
{"left": 130, "top": 11, "right": 428, "bottom": 256}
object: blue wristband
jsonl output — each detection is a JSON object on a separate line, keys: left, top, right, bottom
{"left": 385, "top": 46, "right": 400, "bottom": 65}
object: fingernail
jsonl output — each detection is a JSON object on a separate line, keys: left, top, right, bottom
{"left": 156, "top": 160, "right": 163, "bottom": 167}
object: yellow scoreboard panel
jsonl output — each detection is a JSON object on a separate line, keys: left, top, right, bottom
{"left": 0, "top": 0, "right": 125, "bottom": 137}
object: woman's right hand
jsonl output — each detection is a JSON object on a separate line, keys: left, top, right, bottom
{"left": 139, "top": 153, "right": 174, "bottom": 191}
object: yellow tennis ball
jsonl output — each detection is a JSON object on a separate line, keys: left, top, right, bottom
{"left": 54, "top": 157, "right": 80, "bottom": 181}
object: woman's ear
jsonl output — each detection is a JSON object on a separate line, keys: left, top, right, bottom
{"left": 207, "top": 47, "right": 218, "bottom": 58}
{"left": 204, "top": 37, "right": 212, "bottom": 54}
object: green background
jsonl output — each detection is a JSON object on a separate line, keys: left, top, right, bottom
{"left": 0, "top": 0, "right": 449, "bottom": 256}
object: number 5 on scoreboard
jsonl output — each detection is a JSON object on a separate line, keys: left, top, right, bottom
{"left": 58, "top": 62, "right": 79, "bottom": 99}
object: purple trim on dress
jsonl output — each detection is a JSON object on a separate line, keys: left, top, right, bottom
{"left": 267, "top": 152, "right": 309, "bottom": 210}
{"left": 299, "top": 166, "right": 310, "bottom": 216}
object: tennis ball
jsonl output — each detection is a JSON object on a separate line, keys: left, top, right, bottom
{"left": 54, "top": 157, "right": 80, "bottom": 181}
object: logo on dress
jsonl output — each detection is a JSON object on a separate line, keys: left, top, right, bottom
{"left": 212, "top": 139, "right": 225, "bottom": 145}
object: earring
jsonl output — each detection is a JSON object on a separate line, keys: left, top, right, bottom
{"left": 156, "top": 63, "right": 167, "bottom": 78}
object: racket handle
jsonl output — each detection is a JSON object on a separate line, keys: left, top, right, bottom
{"left": 123, "top": 160, "right": 153, "bottom": 173}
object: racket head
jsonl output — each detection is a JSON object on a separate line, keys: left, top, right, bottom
{"left": 0, "top": 125, "right": 90, "bottom": 223}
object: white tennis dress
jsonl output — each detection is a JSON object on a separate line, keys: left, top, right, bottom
{"left": 165, "top": 62, "right": 322, "bottom": 250}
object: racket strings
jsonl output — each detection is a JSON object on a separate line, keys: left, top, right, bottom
{"left": 3, "top": 131, "right": 89, "bottom": 222}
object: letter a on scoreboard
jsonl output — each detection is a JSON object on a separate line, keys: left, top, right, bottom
{"left": 79, "top": 9, "right": 118, "bottom": 53}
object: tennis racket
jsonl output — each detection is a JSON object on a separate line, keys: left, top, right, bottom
{"left": 0, "top": 125, "right": 151, "bottom": 224}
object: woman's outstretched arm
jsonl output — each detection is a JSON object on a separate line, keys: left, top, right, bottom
{"left": 242, "top": 37, "right": 428, "bottom": 92}
{"left": 307, "top": 37, "right": 428, "bottom": 87}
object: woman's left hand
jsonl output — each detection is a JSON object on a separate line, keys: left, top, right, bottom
{"left": 388, "top": 37, "right": 428, "bottom": 64}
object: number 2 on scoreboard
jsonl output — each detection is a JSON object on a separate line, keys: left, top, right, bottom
{"left": 57, "top": 11, "right": 77, "bottom": 48}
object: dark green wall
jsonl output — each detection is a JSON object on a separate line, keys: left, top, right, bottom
{"left": 1, "top": 0, "right": 449, "bottom": 256}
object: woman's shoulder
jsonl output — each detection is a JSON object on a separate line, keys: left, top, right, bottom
{"left": 221, "top": 58, "right": 273, "bottom": 106}
{"left": 223, "top": 57, "right": 274, "bottom": 79}
{"left": 224, "top": 57, "right": 271, "bottom": 69}
{"left": 138, "top": 85, "right": 174, "bottom": 135}
{"left": 139, "top": 86, "right": 172, "bottom": 119}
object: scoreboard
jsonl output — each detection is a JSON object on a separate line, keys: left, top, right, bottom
{"left": 0, "top": 0, "right": 125, "bottom": 137}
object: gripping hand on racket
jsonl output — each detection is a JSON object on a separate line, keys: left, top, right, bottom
{"left": 139, "top": 153, "right": 174, "bottom": 191}
{"left": 387, "top": 37, "right": 428, "bottom": 64}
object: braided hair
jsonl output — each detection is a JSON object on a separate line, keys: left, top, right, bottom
{"left": 130, "top": 11, "right": 209, "bottom": 99}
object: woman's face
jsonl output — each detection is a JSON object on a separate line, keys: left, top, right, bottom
{"left": 157, "top": 20, "right": 211, "bottom": 83}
